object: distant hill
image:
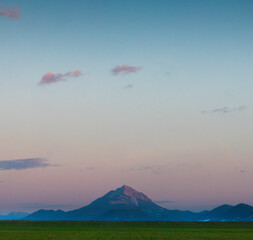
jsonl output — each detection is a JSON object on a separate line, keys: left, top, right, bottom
{"left": 0, "top": 212, "right": 29, "bottom": 220}
{"left": 24, "top": 185, "right": 253, "bottom": 221}
{"left": 199, "top": 203, "right": 253, "bottom": 221}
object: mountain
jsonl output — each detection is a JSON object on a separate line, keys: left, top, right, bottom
{"left": 25, "top": 185, "right": 194, "bottom": 221}
{"left": 199, "top": 203, "right": 253, "bottom": 221}
{"left": 0, "top": 212, "right": 29, "bottom": 220}
{"left": 67, "top": 185, "right": 177, "bottom": 220}
{"left": 25, "top": 185, "right": 168, "bottom": 220}
{"left": 24, "top": 209, "right": 67, "bottom": 221}
{"left": 24, "top": 185, "right": 253, "bottom": 221}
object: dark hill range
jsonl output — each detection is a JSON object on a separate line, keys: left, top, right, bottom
{"left": 198, "top": 203, "right": 253, "bottom": 221}
{"left": 0, "top": 212, "right": 28, "bottom": 220}
{"left": 24, "top": 185, "right": 253, "bottom": 221}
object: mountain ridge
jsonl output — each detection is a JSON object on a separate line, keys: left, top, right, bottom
{"left": 23, "top": 185, "right": 253, "bottom": 221}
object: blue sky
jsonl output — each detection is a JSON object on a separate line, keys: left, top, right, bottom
{"left": 0, "top": 0, "right": 253, "bottom": 213}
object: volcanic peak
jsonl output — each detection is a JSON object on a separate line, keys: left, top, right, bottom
{"left": 115, "top": 185, "right": 152, "bottom": 202}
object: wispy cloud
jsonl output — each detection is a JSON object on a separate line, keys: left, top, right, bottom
{"left": 112, "top": 65, "right": 141, "bottom": 75}
{"left": 130, "top": 165, "right": 163, "bottom": 174}
{"left": 136, "top": 166, "right": 154, "bottom": 171}
{"left": 85, "top": 166, "right": 101, "bottom": 170}
{"left": 124, "top": 84, "right": 133, "bottom": 89}
{"left": 0, "top": 158, "right": 57, "bottom": 170}
{"left": 0, "top": 180, "right": 4, "bottom": 184}
{"left": 0, "top": 5, "right": 20, "bottom": 19}
{"left": 78, "top": 166, "right": 102, "bottom": 172}
{"left": 202, "top": 106, "right": 247, "bottom": 114}
{"left": 38, "top": 70, "right": 82, "bottom": 85}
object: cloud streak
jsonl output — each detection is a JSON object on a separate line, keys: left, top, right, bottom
{"left": 0, "top": 158, "right": 56, "bottom": 170}
{"left": 202, "top": 106, "right": 247, "bottom": 114}
{"left": 85, "top": 166, "right": 101, "bottom": 170}
{"left": 130, "top": 165, "right": 163, "bottom": 174}
{"left": 38, "top": 70, "right": 82, "bottom": 85}
{"left": 112, "top": 65, "right": 141, "bottom": 75}
{"left": 0, "top": 5, "right": 20, "bottom": 19}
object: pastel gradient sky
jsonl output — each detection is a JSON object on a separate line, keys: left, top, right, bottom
{"left": 0, "top": 0, "right": 253, "bottom": 213}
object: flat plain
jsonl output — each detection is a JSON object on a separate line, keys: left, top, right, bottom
{"left": 0, "top": 221, "right": 253, "bottom": 240}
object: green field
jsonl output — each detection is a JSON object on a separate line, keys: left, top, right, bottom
{"left": 0, "top": 221, "right": 253, "bottom": 240}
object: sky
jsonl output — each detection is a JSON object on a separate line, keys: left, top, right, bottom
{"left": 0, "top": 0, "right": 253, "bottom": 214}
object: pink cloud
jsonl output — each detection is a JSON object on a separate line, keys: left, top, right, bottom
{"left": 38, "top": 70, "right": 82, "bottom": 85}
{"left": 0, "top": 5, "right": 20, "bottom": 19}
{"left": 112, "top": 65, "right": 141, "bottom": 75}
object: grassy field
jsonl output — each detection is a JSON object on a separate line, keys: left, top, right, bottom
{"left": 0, "top": 221, "right": 253, "bottom": 240}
